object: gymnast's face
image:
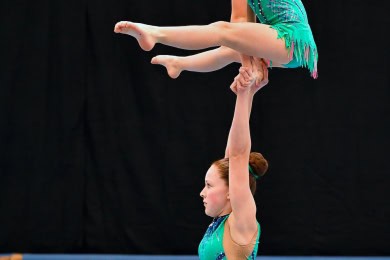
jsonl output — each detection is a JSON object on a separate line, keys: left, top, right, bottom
{"left": 200, "top": 165, "right": 231, "bottom": 218}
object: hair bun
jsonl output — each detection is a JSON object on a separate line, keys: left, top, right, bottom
{"left": 249, "top": 152, "right": 268, "bottom": 177}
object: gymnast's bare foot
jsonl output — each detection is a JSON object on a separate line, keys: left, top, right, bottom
{"left": 114, "top": 21, "right": 157, "bottom": 51}
{"left": 151, "top": 55, "right": 182, "bottom": 79}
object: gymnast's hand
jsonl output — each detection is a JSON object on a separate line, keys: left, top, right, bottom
{"left": 250, "top": 57, "right": 269, "bottom": 94}
{"left": 230, "top": 59, "right": 269, "bottom": 95}
{"left": 230, "top": 67, "right": 255, "bottom": 94}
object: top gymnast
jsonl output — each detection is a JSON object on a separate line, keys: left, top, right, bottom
{"left": 114, "top": 0, "right": 318, "bottom": 79}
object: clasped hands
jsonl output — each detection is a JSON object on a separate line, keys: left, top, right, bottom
{"left": 230, "top": 57, "right": 269, "bottom": 95}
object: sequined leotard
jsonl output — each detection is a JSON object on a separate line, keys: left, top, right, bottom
{"left": 198, "top": 214, "right": 261, "bottom": 260}
{"left": 248, "top": 0, "right": 318, "bottom": 78}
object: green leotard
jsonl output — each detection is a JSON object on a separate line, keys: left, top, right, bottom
{"left": 248, "top": 0, "right": 318, "bottom": 78}
{"left": 198, "top": 214, "right": 261, "bottom": 260}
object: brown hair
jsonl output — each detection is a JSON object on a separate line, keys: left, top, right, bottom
{"left": 212, "top": 152, "right": 268, "bottom": 195}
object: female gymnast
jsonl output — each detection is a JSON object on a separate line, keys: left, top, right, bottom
{"left": 198, "top": 66, "right": 269, "bottom": 259}
{"left": 114, "top": 0, "right": 318, "bottom": 79}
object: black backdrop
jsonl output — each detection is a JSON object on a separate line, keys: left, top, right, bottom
{"left": 1, "top": 0, "right": 389, "bottom": 256}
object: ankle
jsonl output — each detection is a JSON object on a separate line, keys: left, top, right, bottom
{"left": 174, "top": 57, "right": 184, "bottom": 70}
{"left": 152, "top": 27, "right": 163, "bottom": 43}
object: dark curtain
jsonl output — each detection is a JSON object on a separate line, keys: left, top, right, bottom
{"left": 0, "top": 0, "right": 389, "bottom": 255}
